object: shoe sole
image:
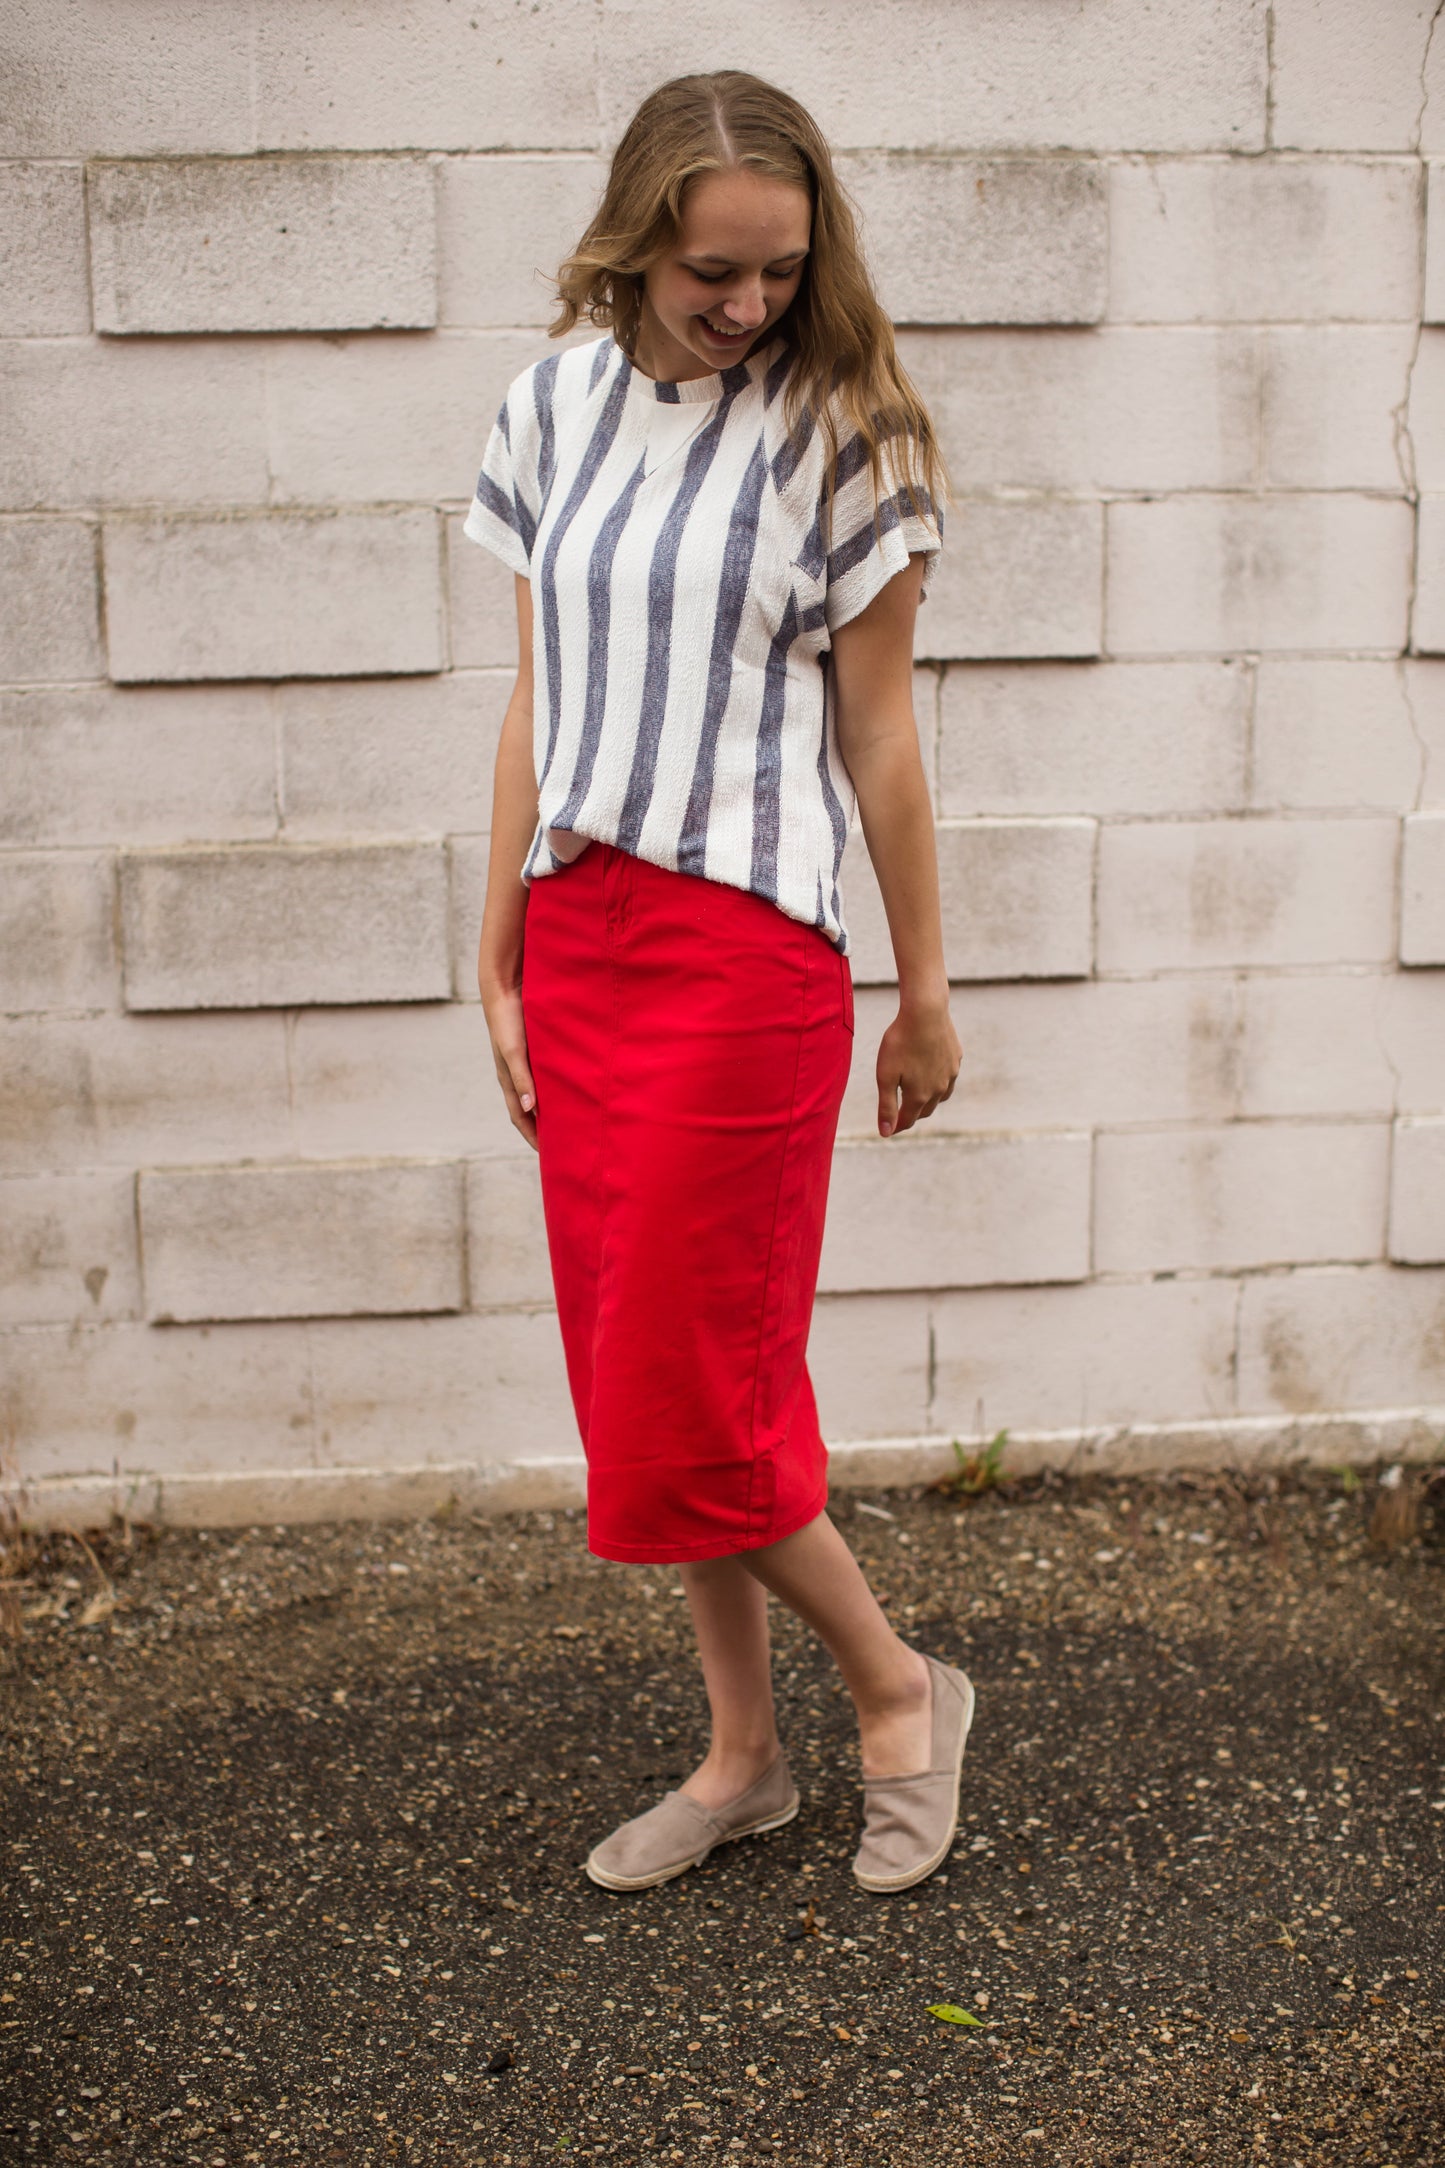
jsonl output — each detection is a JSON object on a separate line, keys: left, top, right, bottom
{"left": 853, "top": 1665, "right": 976, "bottom": 1895}
{"left": 583, "top": 1796, "right": 800, "bottom": 1892}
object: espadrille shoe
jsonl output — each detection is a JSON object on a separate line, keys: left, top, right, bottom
{"left": 584, "top": 1751, "right": 800, "bottom": 1892}
{"left": 852, "top": 1654, "right": 976, "bottom": 1894}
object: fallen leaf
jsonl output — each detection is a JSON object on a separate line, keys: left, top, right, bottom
{"left": 78, "top": 1590, "right": 118, "bottom": 1627}
{"left": 927, "top": 2004, "right": 982, "bottom": 2027}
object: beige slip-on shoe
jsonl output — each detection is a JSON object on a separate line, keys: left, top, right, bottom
{"left": 852, "top": 1653, "right": 976, "bottom": 1895}
{"left": 584, "top": 1751, "right": 800, "bottom": 1892}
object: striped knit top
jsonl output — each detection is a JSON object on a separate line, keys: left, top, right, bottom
{"left": 462, "top": 329, "right": 942, "bottom": 953}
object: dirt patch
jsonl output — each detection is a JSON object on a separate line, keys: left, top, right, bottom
{"left": 2, "top": 1467, "right": 1442, "bottom": 2164}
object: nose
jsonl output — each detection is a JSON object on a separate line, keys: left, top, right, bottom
{"left": 720, "top": 279, "right": 768, "bottom": 329}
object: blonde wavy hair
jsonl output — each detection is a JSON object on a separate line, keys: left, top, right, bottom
{"left": 549, "top": 69, "right": 950, "bottom": 549}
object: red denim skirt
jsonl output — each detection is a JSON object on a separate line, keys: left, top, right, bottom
{"left": 520, "top": 841, "right": 854, "bottom": 1564}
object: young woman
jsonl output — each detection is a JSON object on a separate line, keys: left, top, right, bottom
{"left": 464, "top": 70, "right": 971, "bottom": 1896}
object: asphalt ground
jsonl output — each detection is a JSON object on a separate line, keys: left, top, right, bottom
{"left": 2, "top": 1465, "right": 1442, "bottom": 2167}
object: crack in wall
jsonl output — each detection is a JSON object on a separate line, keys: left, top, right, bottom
{"left": 1388, "top": 1, "right": 1445, "bottom": 811}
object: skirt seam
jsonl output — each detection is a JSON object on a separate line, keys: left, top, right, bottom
{"left": 742, "top": 925, "right": 812, "bottom": 1548}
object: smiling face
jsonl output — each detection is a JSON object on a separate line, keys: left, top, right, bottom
{"left": 632, "top": 164, "right": 812, "bottom": 382}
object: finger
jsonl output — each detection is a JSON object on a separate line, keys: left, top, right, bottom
{"left": 497, "top": 1070, "right": 539, "bottom": 1150}
{"left": 493, "top": 1043, "right": 539, "bottom": 1150}
{"left": 508, "top": 1047, "right": 537, "bottom": 1119}
{"left": 491, "top": 1029, "right": 536, "bottom": 1114}
{"left": 891, "top": 1094, "right": 929, "bottom": 1137}
{"left": 877, "top": 1080, "right": 902, "bottom": 1138}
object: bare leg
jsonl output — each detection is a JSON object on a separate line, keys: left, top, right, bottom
{"left": 675, "top": 1554, "right": 784, "bottom": 1810}
{"left": 742, "top": 1512, "right": 933, "bottom": 1778}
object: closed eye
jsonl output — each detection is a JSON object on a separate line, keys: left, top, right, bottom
{"left": 689, "top": 266, "right": 805, "bottom": 284}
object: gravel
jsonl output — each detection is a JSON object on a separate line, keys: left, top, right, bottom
{"left": 2, "top": 1465, "right": 1442, "bottom": 2165}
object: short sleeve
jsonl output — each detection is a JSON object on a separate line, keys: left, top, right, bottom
{"left": 820, "top": 418, "right": 943, "bottom": 635}
{"left": 462, "top": 368, "right": 542, "bottom": 577}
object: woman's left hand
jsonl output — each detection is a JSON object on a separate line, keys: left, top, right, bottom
{"left": 875, "top": 995, "right": 961, "bottom": 1138}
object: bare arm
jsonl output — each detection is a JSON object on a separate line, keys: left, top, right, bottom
{"left": 477, "top": 573, "right": 542, "bottom": 1149}
{"left": 830, "top": 556, "right": 960, "bottom": 1138}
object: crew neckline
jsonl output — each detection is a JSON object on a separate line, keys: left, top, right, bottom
{"left": 613, "top": 329, "right": 784, "bottom": 406}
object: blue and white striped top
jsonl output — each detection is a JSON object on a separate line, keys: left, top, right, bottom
{"left": 463, "top": 329, "right": 942, "bottom": 953}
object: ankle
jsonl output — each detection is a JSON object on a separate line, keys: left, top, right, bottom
{"left": 855, "top": 1642, "right": 930, "bottom": 1723}
{"left": 681, "top": 1738, "right": 781, "bottom": 1806}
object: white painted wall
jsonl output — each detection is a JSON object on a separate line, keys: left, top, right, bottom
{"left": 4, "top": 2, "right": 1444, "bottom": 1525}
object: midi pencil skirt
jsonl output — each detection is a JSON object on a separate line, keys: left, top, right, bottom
{"left": 520, "top": 840, "right": 855, "bottom": 1565}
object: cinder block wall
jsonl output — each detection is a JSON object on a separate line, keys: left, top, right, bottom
{"left": 5, "top": 2, "right": 1445, "bottom": 1527}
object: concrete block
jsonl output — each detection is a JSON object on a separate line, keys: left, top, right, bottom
{"left": 0, "top": 1174, "right": 139, "bottom": 1326}
{"left": 466, "top": 1153, "right": 553, "bottom": 1308}
{"left": 1400, "top": 331, "right": 1445, "bottom": 489}
{"left": 0, "top": 1320, "right": 318, "bottom": 1484}
{"left": 253, "top": 1, "right": 602, "bottom": 152}
{"left": 1275, "top": 0, "right": 1440, "bottom": 153}
{"left": 0, "top": 684, "right": 277, "bottom": 849}
{"left": 448, "top": 835, "right": 491, "bottom": 1008}
{"left": 1097, "top": 817, "right": 1399, "bottom": 971}
{"left": 0, "top": 853, "right": 117, "bottom": 1012}
{"left": 1427, "top": 168, "right": 1445, "bottom": 321}
{"left": 840, "top": 975, "right": 1240, "bottom": 1139}
{"left": 901, "top": 326, "right": 1261, "bottom": 493}
{"left": 807, "top": 1293, "right": 931, "bottom": 1439}
{"left": 1108, "top": 156, "right": 1420, "bottom": 320}
{"left": 1238, "top": 973, "right": 1399, "bottom": 1121}
{"left": 938, "top": 660, "right": 1249, "bottom": 818}
{"left": 819, "top": 1132, "right": 1091, "bottom": 1292}
{"left": 102, "top": 511, "right": 444, "bottom": 682}
{"left": 265, "top": 327, "right": 556, "bottom": 507}
{"left": 1401, "top": 814, "right": 1445, "bottom": 965}
{"left": 1094, "top": 1123, "right": 1390, "bottom": 1274}
{"left": 304, "top": 1307, "right": 576, "bottom": 1464}
{"left": 914, "top": 663, "right": 941, "bottom": 807}
{"left": 929, "top": 1274, "right": 1239, "bottom": 1436}
{"left": 1376, "top": 969, "right": 1445, "bottom": 1114}
{"left": 119, "top": 842, "right": 451, "bottom": 1011}
{"left": 87, "top": 156, "right": 436, "bottom": 334}
{"left": 1389, "top": 1118, "right": 1445, "bottom": 1264}
{"left": 438, "top": 155, "right": 606, "bottom": 327}
{"left": 843, "top": 156, "right": 1106, "bottom": 325}
{"left": 447, "top": 508, "right": 525, "bottom": 671}
{"left": 917, "top": 500, "right": 1102, "bottom": 662}
{"left": 597, "top": 2, "right": 1266, "bottom": 155}
{"left": 0, "top": 13, "right": 254, "bottom": 158}
{"left": 2, "top": 1318, "right": 324, "bottom": 1491}
{"left": 1108, "top": 495, "right": 1413, "bottom": 657}
{"left": 0, "top": 519, "right": 101, "bottom": 681}
{"left": 1238, "top": 1262, "right": 1445, "bottom": 1416}
{"left": 0, "top": 1013, "right": 293, "bottom": 1177}
{"left": 0, "top": 339, "right": 267, "bottom": 511}
{"left": 0, "top": 162, "right": 89, "bottom": 333}
{"left": 139, "top": 1159, "right": 465, "bottom": 1324}
{"left": 1410, "top": 660, "right": 1445, "bottom": 807}
{"left": 278, "top": 672, "right": 509, "bottom": 839}
{"left": 1251, "top": 660, "right": 1426, "bottom": 812}
{"left": 1263, "top": 327, "right": 1415, "bottom": 490}
{"left": 844, "top": 818, "right": 1093, "bottom": 986}
{"left": 288, "top": 1002, "right": 517, "bottom": 1160}
{"left": 1410, "top": 499, "right": 1445, "bottom": 656}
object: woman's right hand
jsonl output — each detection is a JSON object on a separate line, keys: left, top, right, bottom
{"left": 481, "top": 977, "right": 538, "bottom": 1151}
